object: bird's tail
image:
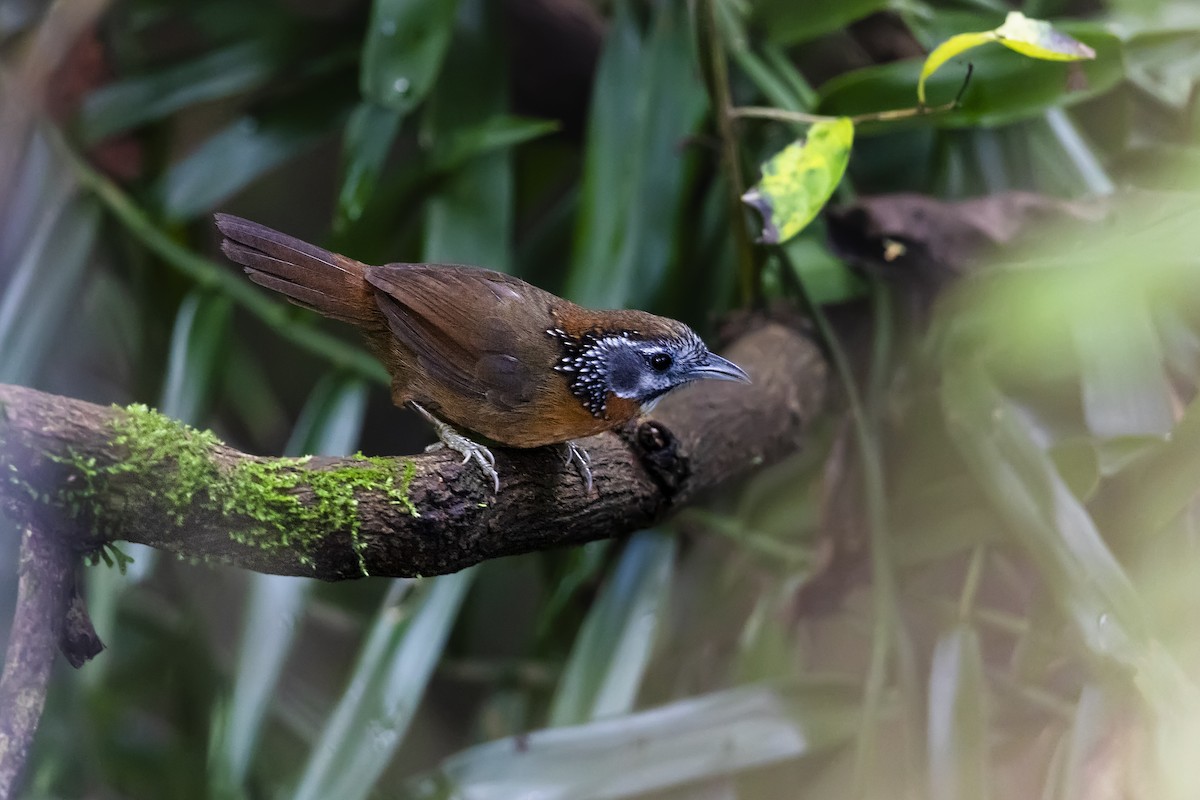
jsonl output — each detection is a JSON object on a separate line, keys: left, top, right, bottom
{"left": 215, "top": 213, "right": 376, "bottom": 326}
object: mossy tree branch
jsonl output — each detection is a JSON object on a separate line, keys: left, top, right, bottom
{"left": 0, "top": 323, "right": 825, "bottom": 581}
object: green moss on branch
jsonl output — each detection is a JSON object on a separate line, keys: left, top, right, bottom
{"left": 50, "top": 404, "right": 420, "bottom": 576}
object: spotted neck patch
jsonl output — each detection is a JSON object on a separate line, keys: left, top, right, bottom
{"left": 547, "top": 328, "right": 636, "bottom": 418}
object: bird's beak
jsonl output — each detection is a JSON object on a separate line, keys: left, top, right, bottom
{"left": 690, "top": 353, "right": 751, "bottom": 384}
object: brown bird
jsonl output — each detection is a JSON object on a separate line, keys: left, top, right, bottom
{"left": 215, "top": 214, "right": 750, "bottom": 491}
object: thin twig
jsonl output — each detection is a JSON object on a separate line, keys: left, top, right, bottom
{"left": 0, "top": 527, "right": 73, "bottom": 800}
{"left": 775, "top": 247, "right": 908, "bottom": 795}
{"left": 697, "top": 0, "right": 759, "bottom": 306}
{"left": 731, "top": 64, "right": 976, "bottom": 127}
{"left": 49, "top": 128, "right": 389, "bottom": 386}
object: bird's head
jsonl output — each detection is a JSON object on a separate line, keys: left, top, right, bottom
{"left": 550, "top": 324, "right": 750, "bottom": 417}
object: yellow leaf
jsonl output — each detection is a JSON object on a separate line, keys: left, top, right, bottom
{"left": 918, "top": 32, "right": 997, "bottom": 106}
{"left": 917, "top": 12, "right": 1097, "bottom": 105}
{"left": 994, "top": 11, "right": 1097, "bottom": 61}
{"left": 742, "top": 118, "right": 854, "bottom": 245}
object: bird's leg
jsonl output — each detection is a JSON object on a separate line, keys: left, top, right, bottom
{"left": 563, "top": 441, "right": 593, "bottom": 494}
{"left": 409, "top": 402, "right": 500, "bottom": 492}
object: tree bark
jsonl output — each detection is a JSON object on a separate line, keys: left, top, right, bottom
{"left": 0, "top": 322, "right": 826, "bottom": 581}
{"left": 0, "top": 528, "right": 72, "bottom": 799}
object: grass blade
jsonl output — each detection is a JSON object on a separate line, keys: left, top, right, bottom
{"left": 421, "top": 0, "right": 512, "bottom": 270}
{"left": 360, "top": 0, "right": 459, "bottom": 112}
{"left": 548, "top": 530, "right": 676, "bottom": 726}
{"left": 941, "top": 363, "right": 1147, "bottom": 668}
{"left": 211, "top": 375, "right": 368, "bottom": 793}
{"left": 156, "top": 104, "right": 343, "bottom": 221}
{"left": 79, "top": 41, "right": 278, "bottom": 143}
{"left": 159, "top": 291, "right": 233, "bottom": 424}
{"left": 0, "top": 193, "right": 98, "bottom": 384}
{"left": 292, "top": 570, "right": 475, "bottom": 800}
{"left": 927, "top": 625, "right": 989, "bottom": 800}
{"left": 566, "top": 0, "right": 706, "bottom": 308}
{"left": 407, "top": 681, "right": 860, "bottom": 800}
{"left": 335, "top": 101, "right": 403, "bottom": 230}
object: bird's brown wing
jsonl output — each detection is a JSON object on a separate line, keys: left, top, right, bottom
{"left": 365, "top": 264, "right": 553, "bottom": 411}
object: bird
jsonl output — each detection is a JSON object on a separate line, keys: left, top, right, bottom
{"left": 214, "top": 214, "right": 750, "bottom": 491}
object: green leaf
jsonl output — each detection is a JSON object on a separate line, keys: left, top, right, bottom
{"left": 422, "top": 0, "right": 515, "bottom": 270}
{"left": 210, "top": 376, "right": 368, "bottom": 794}
{"left": 993, "top": 12, "right": 1098, "bottom": 61}
{"left": 927, "top": 625, "right": 989, "bottom": 800}
{"left": 360, "top": 0, "right": 460, "bottom": 111}
{"left": 940, "top": 365, "right": 1147, "bottom": 670}
{"left": 79, "top": 41, "right": 277, "bottom": 143}
{"left": 0, "top": 193, "right": 99, "bottom": 384}
{"left": 292, "top": 571, "right": 474, "bottom": 800}
{"left": 335, "top": 102, "right": 403, "bottom": 230}
{"left": 820, "top": 25, "right": 1121, "bottom": 130}
{"left": 430, "top": 116, "right": 558, "bottom": 174}
{"left": 407, "top": 681, "right": 861, "bottom": 800}
{"left": 1073, "top": 294, "right": 1174, "bottom": 440}
{"left": 566, "top": 0, "right": 707, "bottom": 308}
{"left": 284, "top": 375, "right": 370, "bottom": 458}
{"left": 1043, "top": 685, "right": 1108, "bottom": 799}
{"left": 548, "top": 531, "right": 676, "bottom": 726}
{"left": 156, "top": 104, "right": 343, "bottom": 221}
{"left": 742, "top": 117, "right": 854, "bottom": 245}
{"left": 159, "top": 291, "right": 232, "bottom": 424}
{"left": 752, "top": 0, "right": 893, "bottom": 45}
{"left": 918, "top": 12, "right": 1098, "bottom": 105}
{"left": 781, "top": 229, "right": 867, "bottom": 305}
{"left": 917, "top": 32, "right": 999, "bottom": 106}
{"left": 534, "top": 541, "right": 611, "bottom": 642}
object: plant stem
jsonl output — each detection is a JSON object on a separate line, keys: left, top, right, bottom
{"left": 53, "top": 128, "right": 389, "bottom": 386}
{"left": 731, "top": 97, "right": 961, "bottom": 127}
{"left": 697, "top": 0, "right": 758, "bottom": 307}
{"left": 777, "top": 247, "right": 910, "bottom": 796}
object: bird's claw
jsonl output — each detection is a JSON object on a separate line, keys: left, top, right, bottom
{"left": 414, "top": 402, "right": 500, "bottom": 492}
{"left": 563, "top": 441, "right": 593, "bottom": 494}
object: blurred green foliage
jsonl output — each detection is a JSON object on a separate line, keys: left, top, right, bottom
{"left": 3, "top": 0, "right": 1200, "bottom": 798}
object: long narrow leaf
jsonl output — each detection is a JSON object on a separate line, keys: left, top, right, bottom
{"left": 79, "top": 41, "right": 278, "bottom": 143}
{"left": 927, "top": 625, "right": 989, "bottom": 800}
{"left": 421, "top": 0, "right": 512, "bottom": 270}
{"left": 360, "top": 0, "right": 460, "bottom": 111}
{"left": 292, "top": 570, "right": 475, "bottom": 800}
{"left": 156, "top": 104, "right": 344, "bottom": 221}
{"left": 0, "top": 193, "right": 98, "bottom": 384}
{"left": 211, "top": 376, "right": 369, "bottom": 793}
{"left": 548, "top": 530, "right": 676, "bottom": 726}
{"left": 567, "top": 1, "right": 706, "bottom": 308}
{"left": 159, "top": 291, "right": 233, "bottom": 424}
{"left": 941, "top": 364, "right": 1146, "bottom": 668}
{"left": 335, "top": 101, "right": 403, "bottom": 229}
{"left": 406, "top": 681, "right": 861, "bottom": 800}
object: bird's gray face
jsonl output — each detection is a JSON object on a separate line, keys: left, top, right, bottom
{"left": 550, "top": 327, "right": 750, "bottom": 418}
{"left": 596, "top": 331, "right": 751, "bottom": 410}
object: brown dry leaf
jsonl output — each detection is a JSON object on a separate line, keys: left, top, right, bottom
{"left": 825, "top": 191, "right": 1109, "bottom": 293}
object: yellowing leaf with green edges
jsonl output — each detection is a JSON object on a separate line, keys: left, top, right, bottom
{"left": 742, "top": 117, "right": 854, "bottom": 245}
{"left": 918, "top": 12, "right": 1097, "bottom": 105}
{"left": 994, "top": 12, "right": 1097, "bottom": 61}
{"left": 917, "top": 32, "right": 997, "bottom": 105}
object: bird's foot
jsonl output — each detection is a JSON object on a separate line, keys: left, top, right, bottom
{"left": 411, "top": 402, "right": 500, "bottom": 492}
{"left": 563, "top": 441, "right": 593, "bottom": 494}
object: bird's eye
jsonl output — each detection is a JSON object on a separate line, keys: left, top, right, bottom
{"left": 649, "top": 352, "right": 672, "bottom": 372}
